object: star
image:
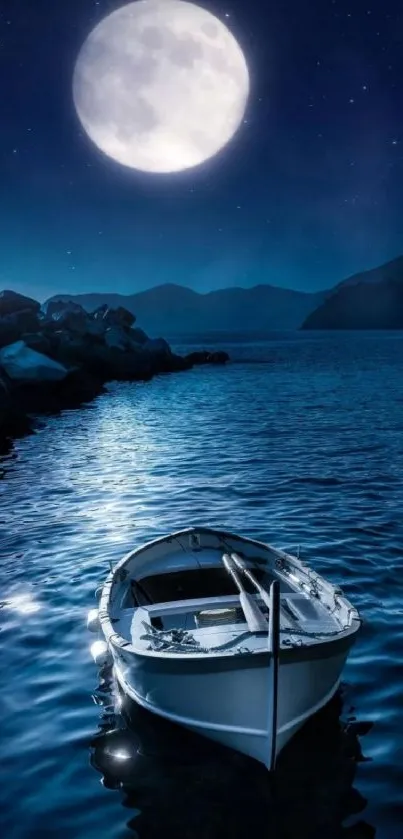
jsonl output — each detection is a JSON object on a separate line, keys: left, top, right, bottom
{"left": 349, "top": 98, "right": 355, "bottom": 104}
{"left": 362, "top": 84, "right": 368, "bottom": 91}
{"left": 392, "top": 139, "right": 398, "bottom": 145}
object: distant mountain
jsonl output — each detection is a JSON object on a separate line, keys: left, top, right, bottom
{"left": 46, "top": 283, "right": 325, "bottom": 334}
{"left": 301, "top": 256, "right": 403, "bottom": 330}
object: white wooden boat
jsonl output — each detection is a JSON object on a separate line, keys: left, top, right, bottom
{"left": 88, "top": 527, "right": 361, "bottom": 770}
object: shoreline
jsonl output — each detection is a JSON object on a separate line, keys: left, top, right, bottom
{"left": 0, "top": 291, "right": 229, "bottom": 454}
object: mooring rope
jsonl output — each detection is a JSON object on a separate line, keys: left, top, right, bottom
{"left": 139, "top": 620, "right": 345, "bottom": 654}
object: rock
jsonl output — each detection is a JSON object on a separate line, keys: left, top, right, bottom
{"left": 44, "top": 331, "right": 87, "bottom": 366}
{"left": 46, "top": 328, "right": 187, "bottom": 382}
{"left": 101, "top": 306, "right": 136, "bottom": 328}
{"left": 47, "top": 307, "right": 90, "bottom": 336}
{"left": 184, "top": 350, "right": 229, "bottom": 365}
{"left": 0, "top": 376, "right": 32, "bottom": 453}
{"left": 58, "top": 368, "right": 105, "bottom": 408}
{"left": 80, "top": 343, "right": 154, "bottom": 382}
{"left": 59, "top": 341, "right": 111, "bottom": 377}
{"left": 0, "top": 288, "right": 231, "bottom": 452}
{"left": 92, "top": 304, "right": 109, "bottom": 320}
{"left": 208, "top": 351, "right": 229, "bottom": 364}
{"left": 114, "top": 306, "right": 136, "bottom": 327}
{"left": 44, "top": 304, "right": 106, "bottom": 341}
{"left": 104, "top": 326, "right": 130, "bottom": 351}
{"left": 185, "top": 351, "right": 209, "bottom": 365}
{"left": 85, "top": 319, "right": 106, "bottom": 339}
{"left": 109, "top": 349, "right": 154, "bottom": 381}
{"left": 11, "top": 367, "right": 106, "bottom": 415}
{"left": 22, "top": 332, "right": 52, "bottom": 355}
{"left": 143, "top": 337, "right": 171, "bottom": 356}
{"left": 127, "top": 340, "right": 144, "bottom": 352}
{"left": 140, "top": 338, "right": 174, "bottom": 373}
{"left": 168, "top": 353, "right": 193, "bottom": 372}
{"left": 128, "top": 326, "right": 149, "bottom": 345}
{"left": 0, "top": 341, "right": 69, "bottom": 383}
{"left": 0, "top": 309, "right": 41, "bottom": 348}
{"left": 43, "top": 299, "right": 86, "bottom": 319}
{"left": 0, "top": 289, "right": 40, "bottom": 317}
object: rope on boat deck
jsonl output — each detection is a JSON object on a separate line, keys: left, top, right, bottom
{"left": 139, "top": 622, "right": 253, "bottom": 653}
{"left": 139, "top": 621, "right": 347, "bottom": 654}
{"left": 280, "top": 625, "right": 349, "bottom": 645}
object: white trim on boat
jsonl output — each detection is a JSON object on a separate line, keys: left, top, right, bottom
{"left": 114, "top": 663, "right": 341, "bottom": 739}
{"left": 114, "top": 663, "right": 268, "bottom": 737}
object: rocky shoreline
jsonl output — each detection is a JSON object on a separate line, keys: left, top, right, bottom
{"left": 0, "top": 290, "right": 229, "bottom": 454}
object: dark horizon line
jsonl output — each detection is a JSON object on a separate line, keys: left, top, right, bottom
{"left": 39, "top": 253, "right": 403, "bottom": 304}
{"left": 42, "top": 280, "right": 328, "bottom": 303}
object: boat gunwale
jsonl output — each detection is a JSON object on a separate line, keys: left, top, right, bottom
{"left": 97, "top": 526, "right": 361, "bottom": 662}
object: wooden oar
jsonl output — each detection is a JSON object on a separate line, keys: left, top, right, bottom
{"left": 222, "top": 553, "right": 268, "bottom": 633}
{"left": 230, "top": 552, "right": 272, "bottom": 610}
{"left": 229, "top": 553, "right": 281, "bottom": 769}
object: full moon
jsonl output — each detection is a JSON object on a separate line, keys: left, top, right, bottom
{"left": 73, "top": 0, "right": 250, "bottom": 173}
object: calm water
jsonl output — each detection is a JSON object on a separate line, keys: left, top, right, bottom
{"left": 1, "top": 332, "right": 403, "bottom": 839}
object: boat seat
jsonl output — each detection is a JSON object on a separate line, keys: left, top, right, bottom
{"left": 284, "top": 596, "right": 320, "bottom": 622}
{"left": 132, "top": 567, "right": 267, "bottom": 606}
{"left": 281, "top": 595, "right": 339, "bottom": 635}
{"left": 130, "top": 595, "right": 251, "bottom": 650}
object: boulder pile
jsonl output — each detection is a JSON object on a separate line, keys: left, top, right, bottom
{"left": 0, "top": 290, "right": 229, "bottom": 452}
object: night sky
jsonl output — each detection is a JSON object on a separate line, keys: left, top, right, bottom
{"left": 1, "top": 0, "right": 403, "bottom": 300}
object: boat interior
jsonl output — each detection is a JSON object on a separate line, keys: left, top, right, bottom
{"left": 107, "top": 530, "right": 347, "bottom": 653}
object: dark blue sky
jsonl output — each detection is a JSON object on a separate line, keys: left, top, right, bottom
{"left": 1, "top": 0, "right": 403, "bottom": 300}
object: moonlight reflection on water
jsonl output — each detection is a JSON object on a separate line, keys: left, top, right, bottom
{"left": 1, "top": 334, "right": 403, "bottom": 837}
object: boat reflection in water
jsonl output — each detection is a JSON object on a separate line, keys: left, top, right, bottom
{"left": 89, "top": 666, "right": 375, "bottom": 839}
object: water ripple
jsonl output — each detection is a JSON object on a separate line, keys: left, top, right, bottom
{"left": 1, "top": 332, "right": 403, "bottom": 838}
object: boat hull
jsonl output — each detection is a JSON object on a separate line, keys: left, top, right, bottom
{"left": 111, "top": 638, "right": 351, "bottom": 767}
{"left": 93, "top": 526, "right": 361, "bottom": 768}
